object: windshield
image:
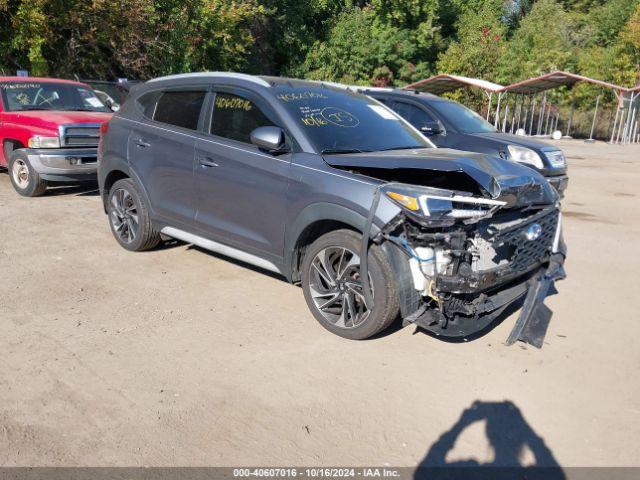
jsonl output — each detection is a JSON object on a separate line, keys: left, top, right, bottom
{"left": 430, "top": 100, "right": 496, "bottom": 134}
{"left": 0, "top": 81, "right": 109, "bottom": 112}
{"left": 275, "top": 86, "right": 430, "bottom": 153}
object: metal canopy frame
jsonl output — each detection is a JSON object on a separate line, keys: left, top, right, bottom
{"left": 403, "top": 70, "right": 640, "bottom": 143}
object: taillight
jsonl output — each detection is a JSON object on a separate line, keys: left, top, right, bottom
{"left": 98, "top": 121, "right": 109, "bottom": 163}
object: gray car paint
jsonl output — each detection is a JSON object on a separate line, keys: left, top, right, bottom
{"left": 99, "top": 74, "right": 556, "bottom": 281}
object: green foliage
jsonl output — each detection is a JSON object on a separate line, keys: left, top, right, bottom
{"left": 496, "top": 0, "right": 577, "bottom": 82}
{"left": 437, "top": 1, "right": 506, "bottom": 81}
{"left": 0, "top": 0, "right": 637, "bottom": 98}
{"left": 293, "top": 5, "right": 434, "bottom": 86}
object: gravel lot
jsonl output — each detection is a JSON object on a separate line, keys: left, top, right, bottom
{"left": 0, "top": 139, "right": 639, "bottom": 468}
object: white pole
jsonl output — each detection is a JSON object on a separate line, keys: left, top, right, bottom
{"left": 494, "top": 93, "right": 503, "bottom": 128}
{"left": 529, "top": 98, "right": 537, "bottom": 135}
{"left": 610, "top": 107, "right": 620, "bottom": 143}
{"left": 486, "top": 92, "right": 493, "bottom": 121}
{"left": 616, "top": 108, "right": 626, "bottom": 144}
{"left": 627, "top": 106, "right": 637, "bottom": 144}
{"left": 589, "top": 94, "right": 601, "bottom": 141}
{"left": 502, "top": 105, "right": 508, "bottom": 132}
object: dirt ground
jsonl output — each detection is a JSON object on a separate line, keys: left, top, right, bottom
{"left": 0, "top": 139, "right": 639, "bottom": 469}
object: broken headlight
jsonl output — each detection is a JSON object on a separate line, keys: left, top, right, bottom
{"left": 383, "top": 184, "right": 506, "bottom": 223}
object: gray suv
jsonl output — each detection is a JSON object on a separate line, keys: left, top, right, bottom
{"left": 98, "top": 73, "right": 566, "bottom": 344}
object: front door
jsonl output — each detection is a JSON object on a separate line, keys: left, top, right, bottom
{"left": 193, "top": 88, "right": 291, "bottom": 259}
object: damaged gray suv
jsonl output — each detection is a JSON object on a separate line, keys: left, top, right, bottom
{"left": 98, "top": 73, "right": 566, "bottom": 345}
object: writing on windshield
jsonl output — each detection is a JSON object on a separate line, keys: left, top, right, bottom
{"left": 275, "top": 87, "right": 429, "bottom": 154}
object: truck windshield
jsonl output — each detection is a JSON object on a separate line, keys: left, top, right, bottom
{"left": 0, "top": 81, "right": 109, "bottom": 112}
{"left": 429, "top": 100, "right": 497, "bottom": 134}
{"left": 275, "top": 86, "right": 430, "bottom": 153}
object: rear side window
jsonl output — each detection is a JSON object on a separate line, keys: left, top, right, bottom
{"left": 392, "top": 101, "right": 435, "bottom": 129}
{"left": 136, "top": 91, "right": 160, "bottom": 118}
{"left": 210, "top": 92, "right": 274, "bottom": 143}
{"left": 153, "top": 91, "right": 206, "bottom": 130}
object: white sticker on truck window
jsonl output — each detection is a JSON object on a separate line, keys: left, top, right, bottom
{"left": 86, "top": 97, "right": 104, "bottom": 107}
{"left": 367, "top": 104, "right": 399, "bottom": 120}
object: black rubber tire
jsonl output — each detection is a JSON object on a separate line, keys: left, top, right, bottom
{"left": 301, "top": 229, "right": 400, "bottom": 340}
{"left": 8, "top": 150, "right": 48, "bottom": 197}
{"left": 107, "top": 178, "right": 161, "bottom": 251}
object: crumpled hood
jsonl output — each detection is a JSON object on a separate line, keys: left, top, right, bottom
{"left": 4, "top": 110, "right": 111, "bottom": 133}
{"left": 323, "top": 148, "right": 557, "bottom": 207}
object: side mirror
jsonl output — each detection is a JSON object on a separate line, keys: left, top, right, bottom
{"left": 250, "top": 126, "right": 287, "bottom": 153}
{"left": 420, "top": 121, "right": 444, "bottom": 136}
{"left": 109, "top": 102, "right": 120, "bottom": 112}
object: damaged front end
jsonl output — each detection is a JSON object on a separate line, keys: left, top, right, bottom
{"left": 366, "top": 182, "right": 566, "bottom": 348}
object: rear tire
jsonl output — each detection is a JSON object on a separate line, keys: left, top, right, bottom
{"left": 8, "top": 150, "right": 48, "bottom": 197}
{"left": 301, "top": 229, "right": 400, "bottom": 340}
{"left": 107, "top": 178, "right": 161, "bottom": 251}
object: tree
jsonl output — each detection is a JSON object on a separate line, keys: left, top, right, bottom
{"left": 437, "top": 1, "right": 506, "bottom": 81}
{"left": 497, "top": 0, "right": 577, "bottom": 83}
{"left": 293, "top": 6, "right": 432, "bottom": 86}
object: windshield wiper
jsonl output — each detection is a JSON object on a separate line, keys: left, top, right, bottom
{"left": 321, "top": 148, "right": 365, "bottom": 154}
{"left": 64, "top": 108, "right": 98, "bottom": 112}
{"left": 18, "top": 107, "right": 51, "bottom": 111}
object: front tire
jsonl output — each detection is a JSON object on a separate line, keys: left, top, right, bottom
{"left": 8, "top": 150, "right": 48, "bottom": 197}
{"left": 107, "top": 178, "right": 160, "bottom": 251}
{"left": 301, "top": 229, "right": 400, "bottom": 340}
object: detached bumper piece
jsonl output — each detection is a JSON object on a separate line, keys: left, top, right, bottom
{"left": 505, "top": 252, "right": 566, "bottom": 348}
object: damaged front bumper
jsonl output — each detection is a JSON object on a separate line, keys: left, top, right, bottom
{"left": 376, "top": 203, "right": 566, "bottom": 348}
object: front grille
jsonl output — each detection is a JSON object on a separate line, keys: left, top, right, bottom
{"left": 493, "top": 209, "right": 558, "bottom": 272}
{"left": 59, "top": 124, "right": 100, "bottom": 147}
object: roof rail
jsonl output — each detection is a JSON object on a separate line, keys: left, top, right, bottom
{"left": 147, "top": 72, "right": 271, "bottom": 88}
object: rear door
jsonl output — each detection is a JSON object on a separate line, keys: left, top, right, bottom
{"left": 192, "top": 87, "right": 291, "bottom": 259}
{"left": 128, "top": 87, "right": 208, "bottom": 226}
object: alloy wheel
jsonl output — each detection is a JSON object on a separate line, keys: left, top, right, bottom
{"left": 110, "top": 188, "right": 139, "bottom": 244}
{"left": 308, "top": 247, "right": 372, "bottom": 329}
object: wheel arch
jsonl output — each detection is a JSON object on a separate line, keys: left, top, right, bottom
{"left": 100, "top": 162, "right": 152, "bottom": 217}
{"left": 285, "top": 203, "right": 378, "bottom": 283}
{"left": 2, "top": 139, "right": 25, "bottom": 165}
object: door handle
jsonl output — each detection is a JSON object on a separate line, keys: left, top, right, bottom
{"left": 197, "top": 156, "right": 219, "bottom": 168}
{"left": 136, "top": 138, "right": 151, "bottom": 148}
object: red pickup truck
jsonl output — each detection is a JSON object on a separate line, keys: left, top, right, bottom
{"left": 0, "top": 77, "right": 112, "bottom": 196}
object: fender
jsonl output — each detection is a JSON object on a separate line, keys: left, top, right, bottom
{"left": 99, "top": 155, "right": 153, "bottom": 220}
{"left": 284, "top": 202, "right": 382, "bottom": 282}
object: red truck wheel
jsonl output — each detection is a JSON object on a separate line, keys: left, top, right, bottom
{"left": 8, "top": 151, "right": 48, "bottom": 197}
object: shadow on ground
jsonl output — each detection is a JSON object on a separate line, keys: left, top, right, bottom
{"left": 44, "top": 182, "right": 100, "bottom": 197}
{"left": 415, "top": 400, "right": 565, "bottom": 480}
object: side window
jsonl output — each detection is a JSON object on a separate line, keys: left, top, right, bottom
{"left": 136, "top": 91, "right": 160, "bottom": 118}
{"left": 153, "top": 91, "right": 206, "bottom": 130}
{"left": 392, "top": 101, "right": 435, "bottom": 129}
{"left": 210, "top": 92, "right": 274, "bottom": 144}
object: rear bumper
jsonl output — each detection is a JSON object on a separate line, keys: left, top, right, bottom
{"left": 25, "top": 148, "right": 98, "bottom": 181}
